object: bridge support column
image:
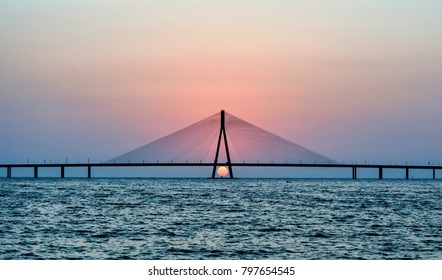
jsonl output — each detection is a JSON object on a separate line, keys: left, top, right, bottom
{"left": 61, "top": 166, "right": 65, "bottom": 178}
{"left": 406, "top": 168, "right": 409, "bottom": 180}
{"left": 211, "top": 110, "right": 234, "bottom": 179}
{"left": 352, "top": 166, "right": 357, "bottom": 179}
{"left": 88, "top": 165, "right": 91, "bottom": 178}
{"left": 7, "top": 166, "right": 12, "bottom": 178}
{"left": 34, "top": 166, "right": 38, "bottom": 179}
{"left": 433, "top": 168, "right": 436, "bottom": 180}
{"left": 378, "top": 167, "right": 383, "bottom": 180}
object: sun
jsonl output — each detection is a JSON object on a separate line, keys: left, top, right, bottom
{"left": 217, "top": 166, "right": 229, "bottom": 177}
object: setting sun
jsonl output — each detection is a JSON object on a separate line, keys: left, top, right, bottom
{"left": 217, "top": 166, "right": 229, "bottom": 177}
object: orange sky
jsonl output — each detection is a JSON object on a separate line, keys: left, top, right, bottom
{"left": 1, "top": 1, "right": 442, "bottom": 164}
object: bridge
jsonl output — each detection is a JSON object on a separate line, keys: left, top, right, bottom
{"left": 1, "top": 110, "right": 440, "bottom": 179}
{"left": 0, "top": 162, "right": 440, "bottom": 179}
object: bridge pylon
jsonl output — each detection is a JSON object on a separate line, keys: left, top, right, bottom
{"left": 211, "top": 110, "right": 234, "bottom": 178}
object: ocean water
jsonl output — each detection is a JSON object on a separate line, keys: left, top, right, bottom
{"left": 0, "top": 178, "right": 440, "bottom": 260}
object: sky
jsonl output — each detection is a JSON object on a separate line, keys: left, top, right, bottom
{"left": 1, "top": 0, "right": 442, "bottom": 167}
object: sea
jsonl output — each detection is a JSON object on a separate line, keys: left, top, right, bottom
{"left": 0, "top": 178, "right": 440, "bottom": 260}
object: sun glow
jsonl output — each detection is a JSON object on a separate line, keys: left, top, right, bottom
{"left": 217, "top": 166, "right": 229, "bottom": 177}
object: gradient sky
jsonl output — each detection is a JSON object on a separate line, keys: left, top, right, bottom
{"left": 1, "top": 0, "right": 442, "bottom": 165}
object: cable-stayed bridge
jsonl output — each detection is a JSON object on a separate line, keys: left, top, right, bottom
{"left": 1, "top": 110, "right": 441, "bottom": 179}
{"left": 109, "top": 110, "right": 334, "bottom": 178}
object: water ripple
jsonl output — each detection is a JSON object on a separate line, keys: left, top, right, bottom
{"left": 0, "top": 178, "right": 441, "bottom": 259}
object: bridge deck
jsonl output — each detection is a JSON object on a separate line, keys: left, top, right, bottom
{"left": 1, "top": 162, "right": 440, "bottom": 179}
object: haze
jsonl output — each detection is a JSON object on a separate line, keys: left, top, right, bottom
{"left": 1, "top": 1, "right": 442, "bottom": 166}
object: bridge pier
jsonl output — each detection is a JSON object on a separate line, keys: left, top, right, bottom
{"left": 433, "top": 168, "right": 436, "bottom": 180}
{"left": 211, "top": 110, "right": 234, "bottom": 179}
{"left": 352, "top": 166, "right": 357, "bottom": 179}
{"left": 88, "top": 165, "right": 91, "bottom": 178}
{"left": 406, "top": 168, "right": 409, "bottom": 180}
{"left": 61, "top": 166, "right": 65, "bottom": 178}
{"left": 34, "top": 166, "right": 38, "bottom": 178}
{"left": 7, "top": 166, "right": 12, "bottom": 178}
{"left": 378, "top": 167, "right": 383, "bottom": 180}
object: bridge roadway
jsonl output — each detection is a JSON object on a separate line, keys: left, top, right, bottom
{"left": 0, "top": 162, "right": 440, "bottom": 179}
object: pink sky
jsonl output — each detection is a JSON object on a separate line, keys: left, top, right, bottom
{"left": 1, "top": 1, "right": 442, "bottom": 164}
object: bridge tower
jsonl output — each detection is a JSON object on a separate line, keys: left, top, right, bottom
{"left": 211, "top": 110, "right": 234, "bottom": 178}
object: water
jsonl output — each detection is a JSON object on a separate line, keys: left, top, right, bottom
{"left": 0, "top": 178, "right": 440, "bottom": 259}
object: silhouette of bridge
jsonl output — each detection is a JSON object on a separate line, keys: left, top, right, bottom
{"left": 1, "top": 110, "right": 441, "bottom": 179}
{"left": 1, "top": 162, "right": 440, "bottom": 180}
